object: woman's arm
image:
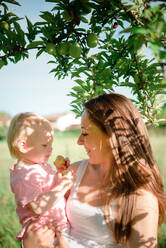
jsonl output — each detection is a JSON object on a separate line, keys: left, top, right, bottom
{"left": 128, "top": 190, "right": 159, "bottom": 248}
{"left": 23, "top": 222, "right": 56, "bottom": 248}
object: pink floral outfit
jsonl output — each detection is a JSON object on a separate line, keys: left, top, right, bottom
{"left": 10, "top": 162, "right": 70, "bottom": 242}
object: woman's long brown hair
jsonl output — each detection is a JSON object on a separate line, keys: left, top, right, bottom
{"left": 84, "top": 93, "right": 166, "bottom": 244}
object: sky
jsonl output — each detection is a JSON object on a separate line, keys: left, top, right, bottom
{"left": 1, "top": 0, "right": 134, "bottom": 117}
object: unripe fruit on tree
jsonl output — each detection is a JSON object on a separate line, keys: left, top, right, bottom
{"left": 45, "top": 43, "right": 57, "bottom": 55}
{"left": 0, "top": 60, "right": 5, "bottom": 69}
{"left": 2, "top": 21, "right": 9, "bottom": 30}
{"left": 55, "top": 155, "right": 66, "bottom": 168}
{"left": 69, "top": 43, "right": 82, "bottom": 58}
{"left": 58, "top": 42, "right": 69, "bottom": 55}
{"left": 87, "top": 33, "right": 98, "bottom": 48}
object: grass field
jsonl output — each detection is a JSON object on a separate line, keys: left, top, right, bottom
{"left": 0, "top": 129, "right": 166, "bottom": 248}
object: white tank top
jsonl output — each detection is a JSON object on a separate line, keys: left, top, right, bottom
{"left": 63, "top": 160, "right": 126, "bottom": 248}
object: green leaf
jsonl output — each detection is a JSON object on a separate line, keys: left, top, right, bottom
{"left": 151, "top": 84, "right": 166, "bottom": 90}
{"left": 36, "top": 49, "right": 43, "bottom": 58}
{"left": 49, "top": 68, "right": 57, "bottom": 73}
{"left": 75, "top": 28, "right": 86, "bottom": 32}
{"left": 68, "top": 92, "right": 78, "bottom": 98}
{"left": 71, "top": 109, "right": 82, "bottom": 117}
{"left": 159, "top": 51, "right": 166, "bottom": 60}
{"left": 47, "top": 60, "right": 56, "bottom": 64}
{"left": 128, "top": 35, "right": 144, "bottom": 51}
{"left": 14, "top": 53, "right": 21, "bottom": 63}
{"left": 127, "top": 5, "right": 138, "bottom": 11}
{"left": 150, "top": 41, "right": 160, "bottom": 54}
{"left": 117, "top": 20, "right": 124, "bottom": 28}
{"left": 132, "top": 27, "right": 148, "bottom": 35}
{"left": 80, "top": 16, "right": 88, "bottom": 24}
{"left": 83, "top": 71, "right": 91, "bottom": 77}
{"left": 71, "top": 66, "right": 89, "bottom": 78}
{"left": 26, "top": 41, "right": 44, "bottom": 49}
{"left": 72, "top": 86, "right": 84, "bottom": 93}
{"left": 26, "top": 17, "right": 33, "bottom": 34}
{"left": 13, "top": 22, "right": 25, "bottom": 43}
{"left": 51, "top": 6, "right": 63, "bottom": 11}
{"left": 34, "top": 22, "right": 47, "bottom": 26}
{"left": 70, "top": 104, "right": 81, "bottom": 111}
{"left": 3, "top": 0, "right": 21, "bottom": 6}
{"left": 75, "top": 79, "right": 85, "bottom": 86}
{"left": 161, "top": 79, "right": 166, "bottom": 84}
{"left": 77, "top": 66, "right": 89, "bottom": 73}
{"left": 40, "top": 11, "right": 55, "bottom": 23}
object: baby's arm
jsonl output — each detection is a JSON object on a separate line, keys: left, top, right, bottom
{"left": 28, "top": 171, "right": 73, "bottom": 232}
{"left": 30, "top": 156, "right": 73, "bottom": 214}
{"left": 29, "top": 171, "right": 73, "bottom": 214}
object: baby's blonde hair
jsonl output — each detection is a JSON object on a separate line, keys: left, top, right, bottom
{"left": 7, "top": 112, "right": 53, "bottom": 159}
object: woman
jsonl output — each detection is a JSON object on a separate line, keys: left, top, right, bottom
{"left": 23, "top": 93, "right": 166, "bottom": 248}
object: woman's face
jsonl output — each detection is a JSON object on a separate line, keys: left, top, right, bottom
{"left": 77, "top": 110, "right": 111, "bottom": 165}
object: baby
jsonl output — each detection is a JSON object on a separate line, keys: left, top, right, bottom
{"left": 7, "top": 112, "right": 72, "bottom": 245}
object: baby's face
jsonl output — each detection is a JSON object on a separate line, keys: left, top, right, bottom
{"left": 24, "top": 125, "right": 53, "bottom": 165}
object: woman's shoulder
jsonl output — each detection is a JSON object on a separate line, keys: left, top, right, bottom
{"left": 134, "top": 189, "right": 158, "bottom": 212}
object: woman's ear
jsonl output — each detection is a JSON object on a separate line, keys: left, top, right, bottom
{"left": 17, "top": 140, "right": 27, "bottom": 153}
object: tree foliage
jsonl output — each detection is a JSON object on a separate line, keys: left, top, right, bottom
{"left": 0, "top": 0, "right": 166, "bottom": 125}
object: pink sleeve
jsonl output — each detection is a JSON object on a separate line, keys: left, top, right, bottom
{"left": 11, "top": 166, "right": 44, "bottom": 207}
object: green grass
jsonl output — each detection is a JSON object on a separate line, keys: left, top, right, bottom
{"left": 0, "top": 129, "right": 166, "bottom": 248}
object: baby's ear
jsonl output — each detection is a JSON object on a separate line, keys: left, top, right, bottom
{"left": 17, "top": 140, "right": 27, "bottom": 153}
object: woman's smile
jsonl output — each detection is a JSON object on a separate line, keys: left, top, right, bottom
{"left": 78, "top": 110, "right": 111, "bottom": 165}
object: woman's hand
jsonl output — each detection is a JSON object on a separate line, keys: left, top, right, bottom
{"left": 54, "top": 231, "right": 70, "bottom": 248}
{"left": 23, "top": 223, "right": 56, "bottom": 248}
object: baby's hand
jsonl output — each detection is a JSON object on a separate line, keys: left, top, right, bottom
{"left": 55, "top": 170, "right": 74, "bottom": 197}
{"left": 54, "top": 155, "right": 70, "bottom": 175}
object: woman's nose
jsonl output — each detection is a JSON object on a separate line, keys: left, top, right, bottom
{"left": 77, "top": 134, "right": 84, "bottom": 146}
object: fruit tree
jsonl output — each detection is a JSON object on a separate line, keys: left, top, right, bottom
{"left": 0, "top": 0, "right": 166, "bottom": 125}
